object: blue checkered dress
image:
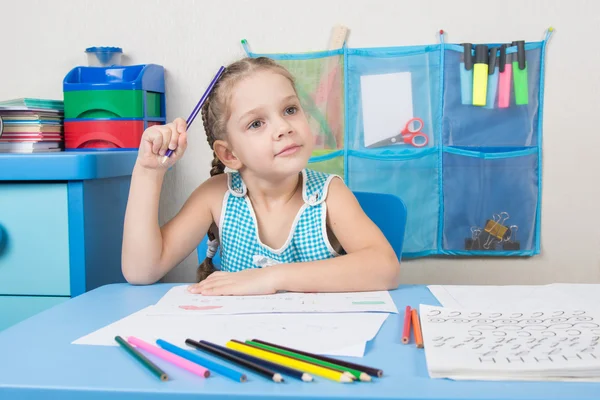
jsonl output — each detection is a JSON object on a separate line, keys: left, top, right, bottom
{"left": 217, "top": 169, "right": 341, "bottom": 272}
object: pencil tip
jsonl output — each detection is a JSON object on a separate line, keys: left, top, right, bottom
{"left": 342, "top": 372, "right": 355, "bottom": 380}
{"left": 273, "top": 374, "right": 284, "bottom": 383}
{"left": 359, "top": 373, "right": 372, "bottom": 382}
{"left": 341, "top": 375, "right": 354, "bottom": 383}
{"left": 302, "top": 374, "right": 313, "bottom": 382}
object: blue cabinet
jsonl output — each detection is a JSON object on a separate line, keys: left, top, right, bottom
{"left": 0, "top": 151, "right": 137, "bottom": 330}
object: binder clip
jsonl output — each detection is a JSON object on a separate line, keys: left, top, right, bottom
{"left": 502, "top": 225, "right": 520, "bottom": 250}
{"left": 465, "top": 226, "right": 483, "bottom": 250}
{"left": 482, "top": 212, "right": 511, "bottom": 250}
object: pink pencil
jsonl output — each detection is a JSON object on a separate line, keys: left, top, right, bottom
{"left": 128, "top": 336, "right": 210, "bottom": 378}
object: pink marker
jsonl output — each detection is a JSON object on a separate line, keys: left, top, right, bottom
{"left": 127, "top": 336, "right": 210, "bottom": 378}
{"left": 498, "top": 44, "right": 512, "bottom": 108}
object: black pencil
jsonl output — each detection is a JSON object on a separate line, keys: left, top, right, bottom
{"left": 251, "top": 338, "right": 383, "bottom": 378}
{"left": 185, "top": 339, "right": 284, "bottom": 383}
{"left": 204, "top": 341, "right": 312, "bottom": 382}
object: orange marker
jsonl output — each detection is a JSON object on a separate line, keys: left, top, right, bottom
{"left": 411, "top": 308, "right": 424, "bottom": 348}
{"left": 402, "top": 306, "right": 412, "bottom": 344}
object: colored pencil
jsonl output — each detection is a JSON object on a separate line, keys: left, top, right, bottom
{"left": 162, "top": 65, "right": 226, "bottom": 163}
{"left": 127, "top": 336, "right": 210, "bottom": 378}
{"left": 411, "top": 308, "right": 424, "bottom": 348}
{"left": 402, "top": 305, "right": 412, "bottom": 344}
{"left": 244, "top": 340, "right": 370, "bottom": 381}
{"left": 251, "top": 338, "right": 383, "bottom": 378}
{"left": 156, "top": 339, "right": 247, "bottom": 382}
{"left": 199, "top": 340, "right": 312, "bottom": 382}
{"left": 226, "top": 340, "right": 353, "bottom": 383}
{"left": 114, "top": 336, "right": 168, "bottom": 381}
{"left": 185, "top": 339, "right": 283, "bottom": 383}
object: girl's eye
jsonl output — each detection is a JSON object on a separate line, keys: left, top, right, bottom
{"left": 249, "top": 120, "right": 263, "bottom": 129}
{"left": 285, "top": 106, "right": 297, "bottom": 115}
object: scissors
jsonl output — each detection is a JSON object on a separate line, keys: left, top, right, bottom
{"left": 369, "top": 117, "right": 429, "bottom": 148}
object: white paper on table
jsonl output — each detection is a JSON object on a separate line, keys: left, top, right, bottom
{"left": 426, "top": 284, "right": 600, "bottom": 311}
{"left": 360, "top": 72, "right": 414, "bottom": 147}
{"left": 72, "top": 306, "right": 389, "bottom": 357}
{"left": 419, "top": 304, "right": 600, "bottom": 381}
{"left": 148, "top": 285, "right": 398, "bottom": 316}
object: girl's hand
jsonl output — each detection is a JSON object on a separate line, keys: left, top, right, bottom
{"left": 136, "top": 118, "right": 187, "bottom": 170}
{"left": 187, "top": 268, "right": 279, "bottom": 296}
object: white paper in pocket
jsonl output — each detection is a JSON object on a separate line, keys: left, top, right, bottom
{"left": 360, "top": 72, "right": 413, "bottom": 147}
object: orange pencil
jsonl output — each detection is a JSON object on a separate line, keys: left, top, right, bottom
{"left": 402, "top": 306, "right": 412, "bottom": 344}
{"left": 411, "top": 308, "right": 424, "bottom": 348}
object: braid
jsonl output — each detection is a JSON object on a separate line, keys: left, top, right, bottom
{"left": 196, "top": 97, "right": 224, "bottom": 282}
{"left": 194, "top": 57, "right": 297, "bottom": 283}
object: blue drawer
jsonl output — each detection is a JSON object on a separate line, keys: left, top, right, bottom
{"left": 0, "top": 184, "right": 70, "bottom": 296}
{"left": 0, "top": 295, "right": 68, "bottom": 331}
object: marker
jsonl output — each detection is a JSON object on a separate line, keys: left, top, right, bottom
{"left": 498, "top": 44, "right": 512, "bottom": 108}
{"left": 512, "top": 40, "right": 528, "bottom": 105}
{"left": 484, "top": 47, "right": 499, "bottom": 109}
{"left": 460, "top": 43, "right": 473, "bottom": 105}
{"left": 472, "top": 44, "right": 489, "bottom": 106}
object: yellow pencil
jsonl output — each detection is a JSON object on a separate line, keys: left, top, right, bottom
{"left": 226, "top": 341, "right": 353, "bottom": 383}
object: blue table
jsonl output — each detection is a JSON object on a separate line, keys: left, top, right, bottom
{"left": 0, "top": 283, "right": 598, "bottom": 400}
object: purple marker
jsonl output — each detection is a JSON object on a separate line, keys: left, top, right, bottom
{"left": 162, "top": 66, "right": 226, "bottom": 164}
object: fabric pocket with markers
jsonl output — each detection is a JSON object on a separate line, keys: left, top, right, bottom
{"left": 443, "top": 42, "right": 543, "bottom": 148}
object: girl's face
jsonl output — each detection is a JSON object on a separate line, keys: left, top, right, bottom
{"left": 225, "top": 70, "right": 314, "bottom": 179}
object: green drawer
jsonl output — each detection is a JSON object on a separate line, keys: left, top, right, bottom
{"left": 0, "top": 295, "right": 68, "bottom": 331}
{"left": 64, "top": 90, "right": 162, "bottom": 119}
{"left": 0, "top": 183, "right": 70, "bottom": 296}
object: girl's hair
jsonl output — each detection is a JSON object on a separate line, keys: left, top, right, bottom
{"left": 196, "top": 57, "right": 296, "bottom": 282}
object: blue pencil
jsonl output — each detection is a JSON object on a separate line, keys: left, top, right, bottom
{"left": 156, "top": 339, "right": 247, "bottom": 382}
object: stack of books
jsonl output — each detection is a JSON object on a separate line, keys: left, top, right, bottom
{"left": 0, "top": 98, "right": 64, "bottom": 153}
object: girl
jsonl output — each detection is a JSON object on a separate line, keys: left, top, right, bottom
{"left": 122, "top": 57, "right": 400, "bottom": 296}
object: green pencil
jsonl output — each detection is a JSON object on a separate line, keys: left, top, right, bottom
{"left": 115, "top": 336, "right": 169, "bottom": 381}
{"left": 244, "top": 340, "right": 370, "bottom": 382}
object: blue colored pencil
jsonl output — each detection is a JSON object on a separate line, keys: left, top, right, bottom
{"left": 162, "top": 66, "right": 225, "bottom": 163}
{"left": 156, "top": 339, "right": 247, "bottom": 382}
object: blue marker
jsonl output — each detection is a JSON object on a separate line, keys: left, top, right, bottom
{"left": 485, "top": 48, "right": 499, "bottom": 109}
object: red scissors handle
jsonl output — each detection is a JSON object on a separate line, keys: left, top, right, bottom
{"left": 401, "top": 118, "right": 428, "bottom": 147}
{"left": 402, "top": 117, "right": 424, "bottom": 134}
{"left": 405, "top": 133, "right": 429, "bottom": 147}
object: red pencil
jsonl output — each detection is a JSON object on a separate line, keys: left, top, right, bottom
{"left": 402, "top": 306, "right": 412, "bottom": 344}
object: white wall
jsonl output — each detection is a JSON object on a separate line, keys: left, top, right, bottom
{"left": 2, "top": 0, "right": 598, "bottom": 284}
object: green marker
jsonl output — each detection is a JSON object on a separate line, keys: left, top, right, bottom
{"left": 512, "top": 40, "right": 528, "bottom": 105}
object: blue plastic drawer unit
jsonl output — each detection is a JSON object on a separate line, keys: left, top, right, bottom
{"left": 0, "top": 150, "right": 138, "bottom": 331}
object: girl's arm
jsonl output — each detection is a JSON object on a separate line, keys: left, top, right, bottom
{"left": 192, "top": 178, "right": 400, "bottom": 295}
{"left": 270, "top": 178, "right": 401, "bottom": 292}
{"left": 121, "top": 119, "right": 219, "bottom": 285}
